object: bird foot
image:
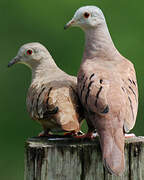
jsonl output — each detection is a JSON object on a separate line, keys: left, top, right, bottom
{"left": 125, "top": 133, "right": 135, "bottom": 138}
{"left": 38, "top": 131, "right": 53, "bottom": 137}
{"left": 74, "top": 132, "right": 98, "bottom": 139}
{"left": 64, "top": 130, "right": 84, "bottom": 137}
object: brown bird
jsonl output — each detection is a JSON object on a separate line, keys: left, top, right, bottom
{"left": 8, "top": 42, "right": 84, "bottom": 136}
{"left": 65, "top": 6, "right": 138, "bottom": 175}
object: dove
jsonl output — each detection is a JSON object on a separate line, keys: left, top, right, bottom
{"left": 8, "top": 42, "right": 84, "bottom": 136}
{"left": 65, "top": 6, "right": 138, "bottom": 176}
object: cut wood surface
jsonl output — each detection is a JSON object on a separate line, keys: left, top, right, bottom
{"left": 25, "top": 136, "right": 144, "bottom": 180}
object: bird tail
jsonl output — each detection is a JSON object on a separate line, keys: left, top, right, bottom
{"left": 99, "top": 129, "right": 125, "bottom": 176}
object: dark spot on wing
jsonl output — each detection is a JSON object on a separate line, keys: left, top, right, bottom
{"left": 132, "top": 80, "right": 136, "bottom": 86}
{"left": 100, "top": 79, "right": 103, "bottom": 84}
{"left": 36, "top": 87, "right": 46, "bottom": 118}
{"left": 101, "top": 105, "right": 109, "bottom": 114}
{"left": 128, "top": 78, "right": 132, "bottom": 83}
{"left": 80, "top": 77, "right": 87, "bottom": 98}
{"left": 85, "top": 81, "right": 94, "bottom": 104}
{"left": 121, "top": 87, "right": 125, "bottom": 92}
{"left": 89, "top": 73, "right": 94, "bottom": 80}
{"left": 95, "top": 86, "right": 103, "bottom": 107}
{"left": 129, "top": 86, "right": 137, "bottom": 102}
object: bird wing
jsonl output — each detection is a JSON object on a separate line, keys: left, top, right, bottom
{"left": 120, "top": 60, "right": 138, "bottom": 132}
{"left": 26, "top": 84, "right": 58, "bottom": 120}
{"left": 78, "top": 58, "right": 138, "bottom": 131}
{"left": 78, "top": 61, "right": 110, "bottom": 115}
{"left": 27, "top": 79, "right": 83, "bottom": 132}
{"left": 78, "top": 56, "right": 138, "bottom": 176}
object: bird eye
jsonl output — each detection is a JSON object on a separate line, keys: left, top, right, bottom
{"left": 84, "top": 12, "right": 90, "bottom": 18}
{"left": 26, "top": 49, "right": 33, "bottom": 55}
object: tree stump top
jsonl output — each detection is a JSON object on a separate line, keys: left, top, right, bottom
{"left": 26, "top": 136, "right": 144, "bottom": 148}
{"left": 25, "top": 136, "right": 144, "bottom": 180}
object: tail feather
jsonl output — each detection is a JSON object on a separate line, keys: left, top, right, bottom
{"left": 99, "top": 130, "right": 125, "bottom": 176}
{"left": 103, "top": 159, "right": 115, "bottom": 175}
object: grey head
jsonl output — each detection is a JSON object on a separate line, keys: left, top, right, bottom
{"left": 8, "top": 42, "right": 52, "bottom": 69}
{"left": 64, "top": 6, "right": 106, "bottom": 30}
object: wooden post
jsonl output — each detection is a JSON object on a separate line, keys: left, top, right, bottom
{"left": 25, "top": 136, "right": 144, "bottom": 180}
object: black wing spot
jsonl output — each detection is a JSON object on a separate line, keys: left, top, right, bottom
{"left": 100, "top": 79, "right": 103, "bottom": 84}
{"left": 80, "top": 77, "right": 87, "bottom": 98}
{"left": 128, "top": 78, "right": 137, "bottom": 87}
{"left": 129, "top": 86, "right": 137, "bottom": 102}
{"left": 85, "top": 81, "right": 94, "bottom": 104}
{"left": 132, "top": 80, "right": 136, "bottom": 86}
{"left": 95, "top": 86, "right": 103, "bottom": 107}
{"left": 36, "top": 87, "right": 46, "bottom": 117}
{"left": 121, "top": 87, "right": 125, "bottom": 92}
{"left": 89, "top": 73, "right": 94, "bottom": 80}
{"left": 128, "top": 78, "right": 132, "bottom": 83}
{"left": 101, "top": 105, "right": 109, "bottom": 114}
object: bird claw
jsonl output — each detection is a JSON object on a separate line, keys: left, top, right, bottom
{"left": 38, "top": 131, "right": 52, "bottom": 137}
{"left": 74, "top": 131, "right": 98, "bottom": 139}
{"left": 64, "top": 130, "right": 84, "bottom": 137}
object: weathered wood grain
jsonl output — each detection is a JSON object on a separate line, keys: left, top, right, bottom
{"left": 25, "top": 136, "right": 144, "bottom": 180}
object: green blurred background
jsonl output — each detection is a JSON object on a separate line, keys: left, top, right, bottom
{"left": 0, "top": 0, "right": 144, "bottom": 179}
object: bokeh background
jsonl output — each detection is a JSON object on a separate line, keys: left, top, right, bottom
{"left": 0, "top": 0, "right": 144, "bottom": 179}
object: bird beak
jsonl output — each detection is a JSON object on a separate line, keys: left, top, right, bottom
{"left": 8, "top": 56, "right": 20, "bottom": 67}
{"left": 64, "top": 19, "right": 75, "bottom": 30}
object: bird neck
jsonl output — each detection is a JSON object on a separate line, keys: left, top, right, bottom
{"left": 83, "top": 23, "right": 119, "bottom": 60}
{"left": 31, "top": 57, "right": 60, "bottom": 84}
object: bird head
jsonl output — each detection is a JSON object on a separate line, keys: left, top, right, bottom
{"left": 64, "top": 6, "right": 105, "bottom": 30}
{"left": 8, "top": 42, "right": 51, "bottom": 69}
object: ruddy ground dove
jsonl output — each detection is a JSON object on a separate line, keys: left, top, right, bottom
{"left": 65, "top": 6, "right": 138, "bottom": 175}
{"left": 8, "top": 42, "right": 84, "bottom": 136}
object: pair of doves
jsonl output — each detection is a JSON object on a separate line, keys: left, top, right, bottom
{"left": 8, "top": 6, "right": 138, "bottom": 176}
